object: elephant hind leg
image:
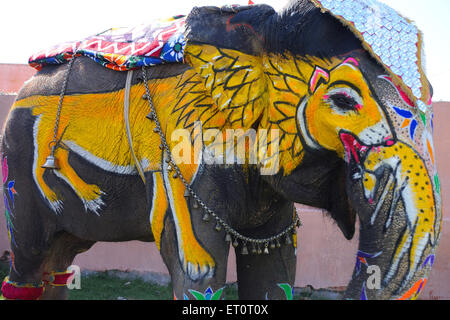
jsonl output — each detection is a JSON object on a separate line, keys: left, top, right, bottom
{"left": 1, "top": 247, "right": 47, "bottom": 300}
{"left": 2, "top": 232, "right": 94, "bottom": 300}
{"left": 33, "top": 115, "right": 104, "bottom": 215}
{"left": 39, "top": 232, "right": 95, "bottom": 300}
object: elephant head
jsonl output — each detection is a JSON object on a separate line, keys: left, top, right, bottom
{"left": 183, "top": 0, "right": 441, "bottom": 299}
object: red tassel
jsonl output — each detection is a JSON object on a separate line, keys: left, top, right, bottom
{"left": 49, "top": 271, "right": 74, "bottom": 286}
{"left": 1, "top": 278, "right": 44, "bottom": 300}
{"left": 248, "top": 0, "right": 254, "bottom": 4}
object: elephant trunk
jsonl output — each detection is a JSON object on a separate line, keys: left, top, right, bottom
{"left": 343, "top": 140, "right": 442, "bottom": 300}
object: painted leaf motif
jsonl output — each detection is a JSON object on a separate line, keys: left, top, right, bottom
{"left": 2, "top": 156, "right": 8, "bottom": 184}
{"left": 409, "top": 119, "right": 418, "bottom": 140}
{"left": 277, "top": 283, "right": 293, "bottom": 300}
{"left": 184, "top": 44, "right": 266, "bottom": 129}
{"left": 422, "top": 254, "right": 435, "bottom": 269}
{"left": 354, "top": 251, "right": 382, "bottom": 277}
{"left": 8, "top": 181, "right": 16, "bottom": 208}
{"left": 187, "top": 287, "right": 223, "bottom": 300}
{"left": 3, "top": 193, "right": 11, "bottom": 214}
{"left": 392, "top": 106, "right": 413, "bottom": 119}
{"left": 188, "top": 289, "right": 206, "bottom": 300}
{"left": 360, "top": 284, "right": 368, "bottom": 300}
{"left": 210, "top": 287, "right": 224, "bottom": 300}
{"left": 204, "top": 287, "right": 213, "bottom": 300}
{"left": 420, "top": 112, "right": 427, "bottom": 126}
{"left": 397, "top": 278, "right": 427, "bottom": 300}
{"left": 434, "top": 174, "right": 440, "bottom": 195}
{"left": 431, "top": 114, "right": 434, "bottom": 133}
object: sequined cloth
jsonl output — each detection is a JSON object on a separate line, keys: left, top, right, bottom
{"left": 310, "top": 0, "right": 431, "bottom": 110}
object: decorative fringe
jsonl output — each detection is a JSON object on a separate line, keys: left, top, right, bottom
{"left": 1, "top": 277, "right": 44, "bottom": 300}
{"left": 309, "top": 0, "right": 431, "bottom": 107}
{"left": 43, "top": 270, "right": 75, "bottom": 287}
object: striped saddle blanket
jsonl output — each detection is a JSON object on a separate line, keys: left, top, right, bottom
{"left": 29, "top": 15, "right": 186, "bottom": 71}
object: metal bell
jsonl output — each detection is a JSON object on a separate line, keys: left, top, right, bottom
{"left": 146, "top": 112, "right": 155, "bottom": 121}
{"left": 257, "top": 245, "right": 262, "bottom": 255}
{"left": 202, "top": 213, "right": 210, "bottom": 222}
{"left": 276, "top": 239, "right": 281, "bottom": 248}
{"left": 42, "top": 155, "right": 59, "bottom": 169}
{"left": 285, "top": 235, "right": 292, "bottom": 245}
{"left": 241, "top": 244, "right": 249, "bottom": 255}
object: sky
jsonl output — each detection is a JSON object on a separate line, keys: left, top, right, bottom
{"left": 0, "top": 0, "right": 449, "bottom": 100}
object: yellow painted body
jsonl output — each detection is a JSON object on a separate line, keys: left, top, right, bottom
{"left": 13, "top": 72, "right": 217, "bottom": 278}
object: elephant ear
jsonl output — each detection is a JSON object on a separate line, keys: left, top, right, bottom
{"left": 183, "top": 5, "right": 275, "bottom": 129}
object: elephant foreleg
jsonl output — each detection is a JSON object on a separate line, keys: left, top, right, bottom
{"left": 39, "top": 232, "right": 95, "bottom": 300}
{"left": 158, "top": 205, "right": 229, "bottom": 300}
{"left": 235, "top": 204, "right": 297, "bottom": 300}
{"left": 235, "top": 243, "right": 296, "bottom": 300}
{"left": 161, "top": 162, "right": 216, "bottom": 281}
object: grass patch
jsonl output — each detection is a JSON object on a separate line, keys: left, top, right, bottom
{"left": 0, "top": 264, "right": 239, "bottom": 300}
{"left": 0, "top": 262, "right": 10, "bottom": 300}
{"left": 0, "top": 263, "right": 336, "bottom": 300}
{"left": 68, "top": 271, "right": 239, "bottom": 300}
{"left": 0, "top": 262, "right": 9, "bottom": 281}
{"left": 68, "top": 272, "right": 173, "bottom": 300}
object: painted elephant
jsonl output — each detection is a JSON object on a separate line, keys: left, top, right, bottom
{"left": 1, "top": 0, "right": 441, "bottom": 300}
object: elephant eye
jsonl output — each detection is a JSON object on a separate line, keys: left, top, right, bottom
{"left": 328, "top": 93, "right": 359, "bottom": 111}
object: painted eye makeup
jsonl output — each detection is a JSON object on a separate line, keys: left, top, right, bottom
{"left": 329, "top": 93, "right": 359, "bottom": 111}
{"left": 324, "top": 87, "right": 363, "bottom": 113}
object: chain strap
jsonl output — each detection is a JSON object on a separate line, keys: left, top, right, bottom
{"left": 141, "top": 67, "right": 301, "bottom": 255}
{"left": 48, "top": 52, "right": 78, "bottom": 153}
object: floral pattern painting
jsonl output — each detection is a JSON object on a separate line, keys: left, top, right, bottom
{"left": 2, "top": 155, "right": 17, "bottom": 247}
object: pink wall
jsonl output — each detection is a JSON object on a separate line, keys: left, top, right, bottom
{"left": 0, "top": 65, "right": 449, "bottom": 299}
{"left": 0, "top": 64, "right": 35, "bottom": 94}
